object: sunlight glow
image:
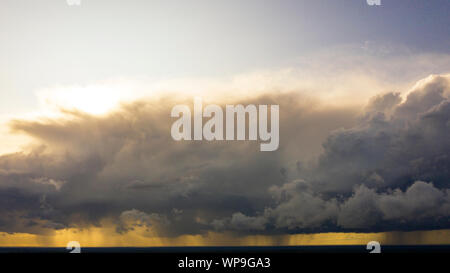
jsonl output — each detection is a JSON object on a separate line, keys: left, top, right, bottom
{"left": 38, "top": 85, "right": 126, "bottom": 115}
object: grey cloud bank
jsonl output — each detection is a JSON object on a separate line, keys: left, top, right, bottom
{"left": 216, "top": 74, "right": 450, "bottom": 233}
{"left": 0, "top": 74, "right": 449, "bottom": 236}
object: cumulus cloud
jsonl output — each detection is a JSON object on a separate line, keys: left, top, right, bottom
{"left": 0, "top": 74, "right": 449, "bottom": 236}
{"left": 214, "top": 74, "right": 450, "bottom": 233}
{"left": 216, "top": 181, "right": 450, "bottom": 232}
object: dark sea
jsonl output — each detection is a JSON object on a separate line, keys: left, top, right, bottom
{"left": 0, "top": 245, "right": 449, "bottom": 253}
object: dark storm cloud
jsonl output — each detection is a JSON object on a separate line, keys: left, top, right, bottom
{"left": 0, "top": 92, "right": 356, "bottom": 236}
{"left": 217, "top": 74, "right": 450, "bottom": 233}
{"left": 1, "top": 74, "right": 449, "bottom": 236}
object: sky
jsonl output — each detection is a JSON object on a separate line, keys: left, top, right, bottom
{"left": 1, "top": 0, "right": 450, "bottom": 114}
{"left": 0, "top": 0, "right": 450, "bottom": 246}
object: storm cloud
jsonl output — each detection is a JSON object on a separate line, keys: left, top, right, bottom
{"left": 0, "top": 74, "right": 449, "bottom": 236}
{"left": 217, "top": 74, "right": 450, "bottom": 233}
